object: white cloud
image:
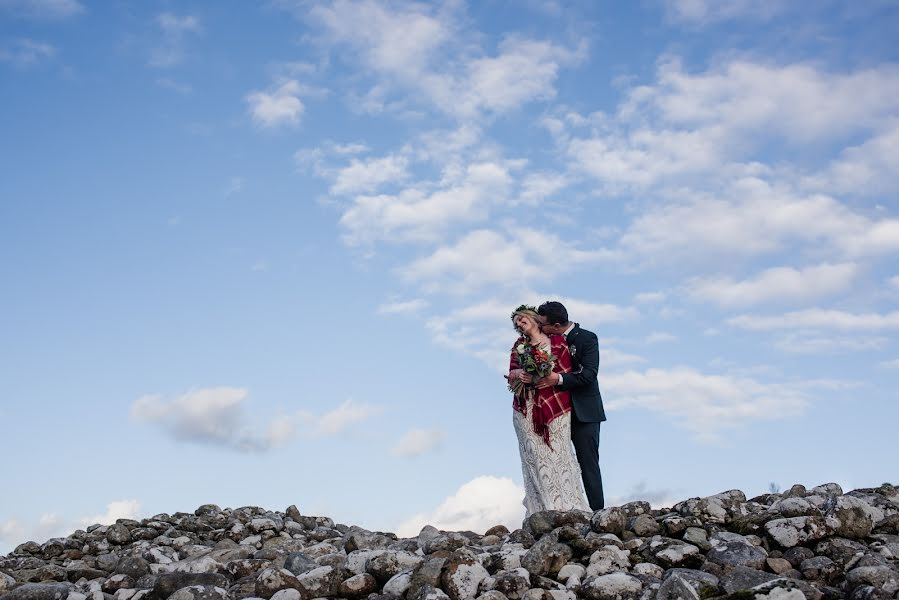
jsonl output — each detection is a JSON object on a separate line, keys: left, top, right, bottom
{"left": 339, "top": 161, "right": 514, "bottom": 245}
{"left": 269, "top": 399, "right": 383, "bottom": 444}
{"left": 313, "top": 399, "right": 380, "bottom": 435}
{"left": 395, "top": 476, "right": 524, "bottom": 536}
{"left": 0, "top": 38, "right": 55, "bottom": 67}
{"left": 517, "top": 171, "right": 570, "bottom": 205}
{"left": 0, "top": 0, "right": 83, "bottom": 19}
{"left": 645, "top": 332, "right": 676, "bottom": 344}
{"left": 563, "top": 59, "right": 899, "bottom": 193}
{"left": 377, "top": 298, "right": 428, "bottom": 315}
{"left": 805, "top": 119, "right": 899, "bottom": 197}
{"left": 880, "top": 359, "right": 899, "bottom": 369}
{"left": 247, "top": 80, "right": 305, "bottom": 128}
{"left": 462, "top": 36, "right": 585, "bottom": 115}
{"left": 604, "top": 367, "right": 810, "bottom": 443}
{"left": 391, "top": 428, "right": 445, "bottom": 457}
{"left": 616, "top": 178, "right": 898, "bottom": 265}
{"left": 157, "top": 12, "right": 200, "bottom": 34}
{"left": 889, "top": 275, "right": 899, "bottom": 289}
{"left": 330, "top": 154, "right": 409, "bottom": 195}
{"left": 132, "top": 387, "right": 285, "bottom": 452}
{"left": 0, "top": 519, "right": 24, "bottom": 544}
{"left": 665, "top": 0, "right": 787, "bottom": 24}
{"left": 729, "top": 309, "right": 899, "bottom": 331}
{"left": 774, "top": 333, "right": 888, "bottom": 354}
{"left": 402, "top": 228, "right": 616, "bottom": 294}
{"left": 79, "top": 500, "right": 142, "bottom": 528}
{"left": 687, "top": 262, "right": 858, "bottom": 307}
{"left": 302, "top": 1, "right": 582, "bottom": 120}
{"left": 635, "top": 292, "right": 666, "bottom": 304}
{"left": 149, "top": 12, "right": 201, "bottom": 68}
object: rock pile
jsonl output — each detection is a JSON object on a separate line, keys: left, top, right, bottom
{"left": 2, "top": 483, "right": 898, "bottom": 600}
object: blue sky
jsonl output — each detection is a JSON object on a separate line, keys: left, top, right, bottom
{"left": 2, "top": 0, "right": 898, "bottom": 553}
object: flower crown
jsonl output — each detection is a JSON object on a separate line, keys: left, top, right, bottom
{"left": 511, "top": 304, "right": 538, "bottom": 320}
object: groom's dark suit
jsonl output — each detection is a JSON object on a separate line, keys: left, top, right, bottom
{"left": 557, "top": 323, "right": 606, "bottom": 510}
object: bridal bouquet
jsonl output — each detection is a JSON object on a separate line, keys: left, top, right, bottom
{"left": 508, "top": 338, "right": 557, "bottom": 397}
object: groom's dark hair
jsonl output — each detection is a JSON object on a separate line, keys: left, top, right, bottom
{"left": 538, "top": 301, "right": 568, "bottom": 325}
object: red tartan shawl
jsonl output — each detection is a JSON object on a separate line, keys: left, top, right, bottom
{"left": 509, "top": 334, "right": 573, "bottom": 449}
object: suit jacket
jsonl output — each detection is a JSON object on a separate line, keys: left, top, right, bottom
{"left": 558, "top": 323, "right": 606, "bottom": 423}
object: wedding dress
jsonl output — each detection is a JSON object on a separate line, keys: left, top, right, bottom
{"left": 513, "top": 394, "right": 591, "bottom": 516}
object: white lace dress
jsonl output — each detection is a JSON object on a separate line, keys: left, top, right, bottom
{"left": 513, "top": 395, "right": 591, "bottom": 516}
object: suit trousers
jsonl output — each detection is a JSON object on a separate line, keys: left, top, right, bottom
{"left": 571, "top": 411, "right": 604, "bottom": 510}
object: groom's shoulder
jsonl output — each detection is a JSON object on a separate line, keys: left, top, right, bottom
{"left": 576, "top": 325, "right": 599, "bottom": 341}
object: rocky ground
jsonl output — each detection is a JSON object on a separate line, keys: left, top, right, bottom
{"left": 2, "top": 483, "right": 898, "bottom": 600}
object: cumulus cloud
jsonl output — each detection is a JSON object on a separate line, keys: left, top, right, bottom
{"left": 645, "top": 332, "right": 676, "bottom": 344}
{"left": 247, "top": 80, "right": 305, "bottom": 128}
{"left": 267, "top": 399, "right": 383, "bottom": 444}
{"left": 774, "top": 333, "right": 888, "bottom": 354}
{"left": 339, "top": 161, "right": 514, "bottom": 245}
{"left": 79, "top": 500, "right": 142, "bottom": 528}
{"left": 603, "top": 367, "right": 811, "bottom": 443}
{"left": 561, "top": 59, "right": 899, "bottom": 194}
{"left": 395, "top": 476, "right": 524, "bottom": 536}
{"left": 402, "top": 228, "right": 617, "bottom": 294}
{"left": 299, "top": 0, "right": 583, "bottom": 120}
{"left": 687, "top": 263, "right": 858, "bottom": 307}
{"left": 330, "top": 154, "right": 409, "bottom": 195}
{"left": 133, "top": 389, "right": 380, "bottom": 451}
{"left": 390, "top": 428, "right": 445, "bottom": 457}
{"left": 729, "top": 309, "right": 899, "bottom": 331}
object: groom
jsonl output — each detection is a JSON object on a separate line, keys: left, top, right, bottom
{"left": 535, "top": 301, "right": 606, "bottom": 510}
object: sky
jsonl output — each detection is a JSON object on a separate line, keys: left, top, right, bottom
{"left": 1, "top": 0, "right": 899, "bottom": 554}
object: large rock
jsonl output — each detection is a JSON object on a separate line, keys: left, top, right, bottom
{"left": 294, "top": 566, "right": 342, "bottom": 598}
{"left": 253, "top": 568, "right": 306, "bottom": 600}
{"left": 440, "top": 557, "right": 488, "bottom": 600}
{"left": 580, "top": 573, "right": 643, "bottom": 600}
{"left": 166, "top": 585, "right": 229, "bottom": 600}
{"left": 845, "top": 565, "right": 899, "bottom": 595}
{"left": 657, "top": 569, "right": 718, "bottom": 600}
{"left": 706, "top": 532, "right": 768, "bottom": 569}
{"left": 0, "top": 583, "right": 71, "bottom": 600}
{"left": 765, "top": 516, "right": 833, "bottom": 548}
{"left": 521, "top": 537, "right": 572, "bottom": 577}
{"left": 152, "top": 573, "right": 229, "bottom": 600}
{"left": 647, "top": 539, "right": 702, "bottom": 568}
{"left": 337, "top": 573, "right": 377, "bottom": 598}
{"left": 719, "top": 566, "right": 779, "bottom": 594}
{"left": 828, "top": 496, "right": 875, "bottom": 539}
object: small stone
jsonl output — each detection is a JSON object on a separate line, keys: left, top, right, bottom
{"left": 767, "top": 557, "right": 794, "bottom": 574}
{"left": 337, "top": 573, "right": 378, "bottom": 598}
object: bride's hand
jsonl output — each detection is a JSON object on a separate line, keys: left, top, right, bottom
{"left": 518, "top": 371, "right": 532, "bottom": 384}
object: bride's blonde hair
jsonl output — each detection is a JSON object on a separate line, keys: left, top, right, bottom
{"left": 512, "top": 305, "right": 540, "bottom": 335}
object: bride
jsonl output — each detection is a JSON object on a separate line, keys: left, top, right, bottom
{"left": 507, "top": 305, "right": 590, "bottom": 516}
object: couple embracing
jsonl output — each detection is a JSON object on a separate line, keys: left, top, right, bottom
{"left": 506, "top": 301, "right": 606, "bottom": 517}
